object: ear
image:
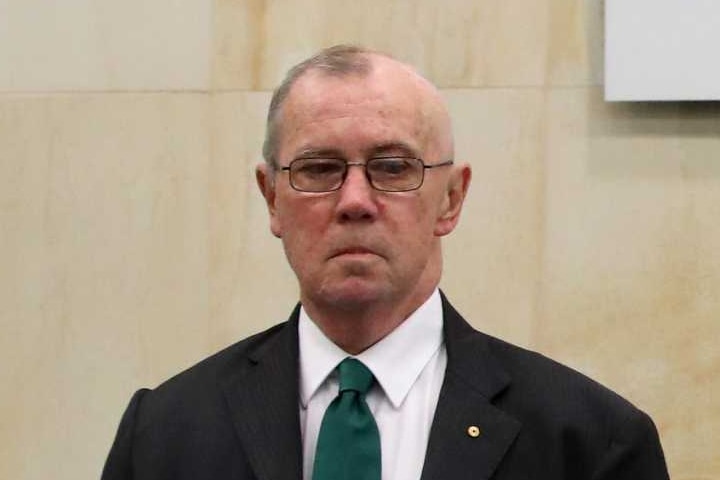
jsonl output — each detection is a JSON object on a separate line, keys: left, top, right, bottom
{"left": 434, "top": 162, "right": 471, "bottom": 237}
{"left": 255, "top": 163, "right": 283, "bottom": 238}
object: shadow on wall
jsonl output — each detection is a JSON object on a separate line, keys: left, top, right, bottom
{"left": 586, "top": 89, "right": 720, "bottom": 179}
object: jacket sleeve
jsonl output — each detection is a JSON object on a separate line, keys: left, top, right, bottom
{"left": 590, "top": 409, "right": 670, "bottom": 480}
{"left": 101, "top": 389, "right": 151, "bottom": 480}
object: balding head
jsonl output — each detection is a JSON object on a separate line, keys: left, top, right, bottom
{"left": 262, "top": 45, "right": 454, "bottom": 168}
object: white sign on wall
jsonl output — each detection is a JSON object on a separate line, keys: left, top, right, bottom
{"left": 605, "top": 0, "right": 720, "bottom": 101}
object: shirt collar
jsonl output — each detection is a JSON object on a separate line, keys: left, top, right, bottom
{"left": 299, "top": 289, "right": 444, "bottom": 409}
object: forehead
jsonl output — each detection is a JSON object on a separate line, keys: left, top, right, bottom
{"left": 278, "top": 62, "right": 436, "bottom": 157}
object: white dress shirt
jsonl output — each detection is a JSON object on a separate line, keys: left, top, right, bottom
{"left": 299, "top": 289, "right": 447, "bottom": 480}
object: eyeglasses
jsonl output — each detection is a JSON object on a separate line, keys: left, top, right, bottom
{"left": 278, "top": 157, "right": 454, "bottom": 193}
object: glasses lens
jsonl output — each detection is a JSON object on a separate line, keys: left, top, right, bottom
{"left": 367, "top": 157, "right": 423, "bottom": 191}
{"left": 289, "top": 158, "right": 345, "bottom": 192}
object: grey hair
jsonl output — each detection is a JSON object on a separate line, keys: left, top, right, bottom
{"left": 262, "top": 45, "right": 377, "bottom": 167}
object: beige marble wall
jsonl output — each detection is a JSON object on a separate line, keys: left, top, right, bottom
{"left": 1, "top": 1, "right": 717, "bottom": 478}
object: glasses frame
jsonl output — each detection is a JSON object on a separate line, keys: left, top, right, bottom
{"left": 277, "top": 156, "right": 454, "bottom": 193}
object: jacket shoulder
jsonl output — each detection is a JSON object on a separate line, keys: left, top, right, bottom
{"left": 133, "top": 318, "right": 296, "bottom": 429}
{"left": 485, "top": 333, "right": 636, "bottom": 416}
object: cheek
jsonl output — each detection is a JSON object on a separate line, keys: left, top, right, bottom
{"left": 403, "top": 193, "right": 440, "bottom": 227}
{"left": 389, "top": 199, "right": 438, "bottom": 249}
{"left": 276, "top": 200, "right": 329, "bottom": 251}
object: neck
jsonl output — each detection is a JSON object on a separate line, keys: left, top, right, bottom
{"left": 307, "top": 306, "right": 409, "bottom": 355}
{"left": 302, "top": 282, "right": 440, "bottom": 355}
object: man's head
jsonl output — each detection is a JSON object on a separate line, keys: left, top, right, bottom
{"left": 256, "top": 45, "right": 471, "bottom": 350}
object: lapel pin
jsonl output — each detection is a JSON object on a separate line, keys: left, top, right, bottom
{"left": 467, "top": 425, "right": 481, "bottom": 438}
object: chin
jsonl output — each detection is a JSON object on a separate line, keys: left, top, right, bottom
{"left": 316, "top": 279, "right": 389, "bottom": 310}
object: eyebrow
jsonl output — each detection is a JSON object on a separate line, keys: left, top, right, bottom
{"left": 367, "top": 141, "right": 419, "bottom": 158}
{"left": 294, "top": 141, "right": 420, "bottom": 160}
{"left": 294, "top": 147, "right": 342, "bottom": 159}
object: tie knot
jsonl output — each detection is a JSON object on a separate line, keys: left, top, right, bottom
{"left": 338, "top": 358, "right": 374, "bottom": 394}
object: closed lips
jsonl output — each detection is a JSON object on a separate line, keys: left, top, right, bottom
{"left": 332, "top": 247, "right": 377, "bottom": 257}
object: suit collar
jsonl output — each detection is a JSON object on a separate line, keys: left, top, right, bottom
{"left": 420, "top": 292, "right": 522, "bottom": 480}
{"left": 219, "top": 305, "right": 303, "bottom": 480}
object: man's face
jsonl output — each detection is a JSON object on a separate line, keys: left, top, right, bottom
{"left": 258, "top": 59, "right": 467, "bottom": 313}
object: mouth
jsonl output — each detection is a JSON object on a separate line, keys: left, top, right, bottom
{"left": 330, "top": 246, "right": 379, "bottom": 259}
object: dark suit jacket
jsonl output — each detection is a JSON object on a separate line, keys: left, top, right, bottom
{"left": 102, "top": 294, "right": 669, "bottom": 479}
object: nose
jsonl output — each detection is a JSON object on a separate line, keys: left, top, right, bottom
{"left": 335, "top": 164, "right": 379, "bottom": 222}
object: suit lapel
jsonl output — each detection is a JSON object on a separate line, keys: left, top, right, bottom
{"left": 421, "top": 295, "right": 522, "bottom": 480}
{"left": 219, "top": 308, "right": 303, "bottom": 480}
{"left": 215, "top": 297, "right": 520, "bottom": 480}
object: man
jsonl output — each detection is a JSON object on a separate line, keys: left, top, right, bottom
{"left": 102, "top": 45, "right": 670, "bottom": 479}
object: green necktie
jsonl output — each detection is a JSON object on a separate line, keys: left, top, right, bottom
{"left": 312, "top": 358, "right": 381, "bottom": 480}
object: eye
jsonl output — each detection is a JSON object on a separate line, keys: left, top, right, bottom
{"left": 293, "top": 158, "right": 344, "bottom": 177}
{"left": 368, "top": 157, "right": 415, "bottom": 176}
